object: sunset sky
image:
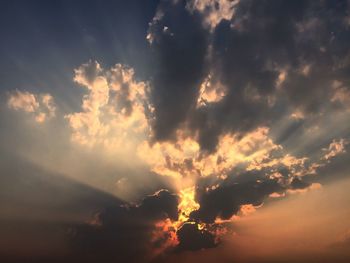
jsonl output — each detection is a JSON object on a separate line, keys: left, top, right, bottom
{"left": 1, "top": 1, "right": 350, "bottom": 262}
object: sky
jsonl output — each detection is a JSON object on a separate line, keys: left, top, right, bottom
{"left": 1, "top": 0, "right": 350, "bottom": 262}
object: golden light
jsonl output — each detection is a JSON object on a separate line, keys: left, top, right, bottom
{"left": 177, "top": 186, "right": 200, "bottom": 224}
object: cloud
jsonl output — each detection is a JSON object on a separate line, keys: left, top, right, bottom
{"left": 185, "top": 133, "right": 349, "bottom": 224}
{"left": 331, "top": 80, "right": 350, "bottom": 111}
{"left": 196, "top": 74, "right": 227, "bottom": 107}
{"left": 3, "top": 1, "right": 350, "bottom": 261}
{"left": 191, "top": 176, "right": 284, "bottom": 223}
{"left": 175, "top": 222, "right": 216, "bottom": 251}
{"left": 65, "top": 61, "right": 150, "bottom": 151}
{"left": 7, "top": 90, "right": 39, "bottom": 112}
{"left": 145, "top": 0, "right": 350, "bottom": 154}
{"left": 138, "top": 127, "right": 280, "bottom": 183}
{"left": 322, "top": 138, "right": 348, "bottom": 161}
{"left": 137, "top": 119, "right": 347, "bottom": 241}
{"left": 186, "top": 0, "right": 240, "bottom": 31}
{"left": 147, "top": 0, "right": 209, "bottom": 142}
{"left": 68, "top": 189, "right": 179, "bottom": 263}
{"left": 7, "top": 90, "right": 56, "bottom": 123}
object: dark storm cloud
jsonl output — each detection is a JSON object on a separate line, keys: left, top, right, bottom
{"left": 188, "top": 132, "right": 350, "bottom": 224}
{"left": 191, "top": 0, "right": 303, "bottom": 151}
{"left": 0, "top": 149, "right": 182, "bottom": 262}
{"left": 194, "top": 0, "right": 350, "bottom": 151}
{"left": 191, "top": 176, "right": 283, "bottom": 223}
{"left": 69, "top": 188, "right": 221, "bottom": 259}
{"left": 68, "top": 190, "right": 178, "bottom": 263}
{"left": 136, "top": 189, "right": 179, "bottom": 221}
{"left": 190, "top": 162, "right": 317, "bottom": 224}
{"left": 290, "top": 177, "right": 311, "bottom": 190}
{"left": 175, "top": 222, "right": 216, "bottom": 252}
{"left": 148, "top": 0, "right": 209, "bottom": 141}
{"left": 149, "top": 0, "right": 350, "bottom": 152}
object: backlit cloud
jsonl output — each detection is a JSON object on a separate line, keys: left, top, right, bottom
{"left": 2, "top": 0, "right": 350, "bottom": 262}
{"left": 7, "top": 90, "right": 56, "bottom": 123}
{"left": 65, "top": 61, "right": 151, "bottom": 151}
{"left": 187, "top": 0, "right": 240, "bottom": 30}
{"left": 322, "top": 138, "right": 348, "bottom": 162}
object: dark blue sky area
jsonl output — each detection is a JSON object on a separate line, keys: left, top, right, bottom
{"left": 0, "top": 0, "right": 159, "bottom": 101}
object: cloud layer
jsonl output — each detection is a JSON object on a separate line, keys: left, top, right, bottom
{"left": 3, "top": 0, "right": 350, "bottom": 262}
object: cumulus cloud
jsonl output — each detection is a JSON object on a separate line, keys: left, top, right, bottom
{"left": 7, "top": 90, "right": 56, "bottom": 123}
{"left": 65, "top": 61, "right": 151, "bottom": 151}
{"left": 7, "top": 90, "right": 39, "bottom": 112}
